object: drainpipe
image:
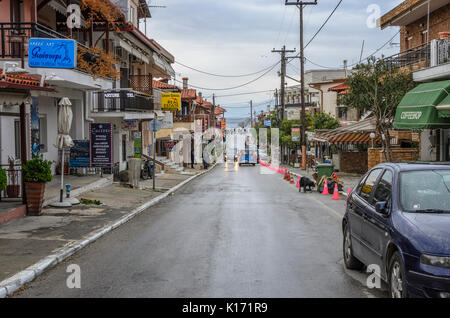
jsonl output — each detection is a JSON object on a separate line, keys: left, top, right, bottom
{"left": 84, "top": 91, "right": 94, "bottom": 125}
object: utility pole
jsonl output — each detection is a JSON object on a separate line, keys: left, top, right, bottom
{"left": 272, "top": 46, "right": 295, "bottom": 127}
{"left": 250, "top": 100, "right": 253, "bottom": 127}
{"left": 212, "top": 93, "right": 216, "bottom": 135}
{"left": 285, "top": 0, "right": 317, "bottom": 171}
{"left": 272, "top": 46, "right": 295, "bottom": 164}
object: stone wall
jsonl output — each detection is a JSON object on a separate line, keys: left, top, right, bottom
{"left": 339, "top": 151, "right": 368, "bottom": 174}
{"left": 368, "top": 148, "right": 419, "bottom": 170}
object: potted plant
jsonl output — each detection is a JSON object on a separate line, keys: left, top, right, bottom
{"left": 22, "top": 157, "right": 53, "bottom": 216}
{"left": 0, "top": 167, "right": 7, "bottom": 197}
{"left": 6, "top": 156, "right": 20, "bottom": 198}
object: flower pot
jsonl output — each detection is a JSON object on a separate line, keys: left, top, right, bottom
{"left": 24, "top": 182, "right": 46, "bottom": 216}
{"left": 6, "top": 184, "right": 20, "bottom": 198}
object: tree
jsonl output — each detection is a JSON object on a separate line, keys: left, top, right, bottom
{"left": 341, "top": 57, "right": 416, "bottom": 161}
{"left": 311, "top": 112, "right": 340, "bottom": 130}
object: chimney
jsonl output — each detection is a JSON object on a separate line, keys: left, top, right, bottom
{"left": 182, "top": 77, "right": 188, "bottom": 89}
{"left": 198, "top": 92, "right": 202, "bottom": 99}
{"left": 267, "top": 105, "right": 271, "bottom": 112}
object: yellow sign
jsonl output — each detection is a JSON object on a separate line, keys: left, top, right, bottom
{"left": 161, "top": 93, "right": 181, "bottom": 111}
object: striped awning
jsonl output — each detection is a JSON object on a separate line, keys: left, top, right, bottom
{"left": 311, "top": 118, "right": 380, "bottom": 145}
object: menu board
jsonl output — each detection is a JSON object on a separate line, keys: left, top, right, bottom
{"left": 90, "top": 123, "right": 113, "bottom": 167}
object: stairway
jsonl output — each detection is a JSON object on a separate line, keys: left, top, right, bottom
{"left": 156, "top": 156, "right": 184, "bottom": 173}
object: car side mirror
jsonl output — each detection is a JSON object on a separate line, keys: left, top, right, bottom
{"left": 375, "top": 201, "right": 389, "bottom": 215}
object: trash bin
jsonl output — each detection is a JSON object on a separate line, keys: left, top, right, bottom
{"left": 317, "top": 163, "right": 334, "bottom": 183}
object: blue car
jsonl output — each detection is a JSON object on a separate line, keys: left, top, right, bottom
{"left": 342, "top": 162, "right": 450, "bottom": 298}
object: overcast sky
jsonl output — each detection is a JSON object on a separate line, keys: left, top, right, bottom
{"left": 142, "top": 0, "right": 403, "bottom": 124}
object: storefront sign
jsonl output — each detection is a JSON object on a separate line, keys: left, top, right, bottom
{"left": 28, "top": 38, "right": 77, "bottom": 69}
{"left": 292, "top": 128, "right": 301, "bottom": 142}
{"left": 133, "top": 131, "right": 142, "bottom": 158}
{"left": 70, "top": 140, "right": 90, "bottom": 167}
{"left": 122, "top": 120, "right": 138, "bottom": 131}
{"left": 161, "top": 93, "right": 181, "bottom": 111}
{"left": 161, "top": 112, "right": 173, "bottom": 129}
{"left": 90, "top": 123, "right": 113, "bottom": 167}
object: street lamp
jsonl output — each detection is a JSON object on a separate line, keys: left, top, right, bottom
{"left": 370, "top": 132, "right": 376, "bottom": 148}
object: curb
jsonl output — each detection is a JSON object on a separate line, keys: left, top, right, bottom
{"left": 43, "top": 176, "right": 113, "bottom": 207}
{"left": 0, "top": 164, "right": 217, "bottom": 298}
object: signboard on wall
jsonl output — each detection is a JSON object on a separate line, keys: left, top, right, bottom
{"left": 161, "top": 93, "right": 181, "bottom": 111}
{"left": 70, "top": 140, "right": 90, "bottom": 167}
{"left": 90, "top": 123, "right": 113, "bottom": 167}
{"left": 122, "top": 120, "right": 138, "bottom": 131}
{"left": 161, "top": 112, "right": 174, "bottom": 129}
{"left": 28, "top": 38, "right": 77, "bottom": 69}
{"left": 287, "top": 108, "right": 300, "bottom": 121}
{"left": 292, "top": 128, "right": 300, "bottom": 142}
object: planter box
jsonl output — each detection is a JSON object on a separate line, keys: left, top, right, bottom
{"left": 24, "top": 182, "right": 46, "bottom": 216}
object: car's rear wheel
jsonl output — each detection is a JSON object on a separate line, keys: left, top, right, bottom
{"left": 343, "top": 224, "right": 364, "bottom": 270}
{"left": 389, "top": 251, "right": 408, "bottom": 298}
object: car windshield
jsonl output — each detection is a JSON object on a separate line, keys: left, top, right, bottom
{"left": 400, "top": 169, "right": 450, "bottom": 213}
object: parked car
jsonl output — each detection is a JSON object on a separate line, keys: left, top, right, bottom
{"left": 342, "top": 162, "right": 450, "bottom": 298}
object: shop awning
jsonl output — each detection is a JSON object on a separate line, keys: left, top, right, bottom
{"left": 436, "top": 94, "right": 450, "bottom": 118}
{"left": 394, "top": 80, "right": 450, "bottom": 129}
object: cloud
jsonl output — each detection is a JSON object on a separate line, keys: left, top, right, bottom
{"left": 143, "top": 0, "right": 404, "bottom": 121}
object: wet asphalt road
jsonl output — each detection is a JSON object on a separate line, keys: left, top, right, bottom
{"left": 15, "top": 163, "right": 385, "bottom": 298}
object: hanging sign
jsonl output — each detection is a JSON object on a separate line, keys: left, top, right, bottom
{"left": 287, "top": 108, "right": 301, "bottom": 121}
{"left": 161, "top": 112, "right": 174, "bottom": 129}
{"left": 28, "top": 38, "right": 77, "bottom": 69}
{"left": 90, "top": 123, "right": 113, "bottom": 167}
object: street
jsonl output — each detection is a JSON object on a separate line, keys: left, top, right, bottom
{"left": 14, "top": 163, "right": 385, "bottom": 298}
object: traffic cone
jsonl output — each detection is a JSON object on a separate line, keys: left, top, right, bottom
{"left": 296, "top": 176, "right": 300, "bottom": 188}
{"left": 290, "top": 173, "right": 294, "bottom": 184}
{"left": 347, "top": 187, "right": 352, "bottom": 197}
{"left": 332, "top": 183, "right": 340, "bottom": 200}
{"left": 322, "top": 179, "right": 330, "bottom": 195}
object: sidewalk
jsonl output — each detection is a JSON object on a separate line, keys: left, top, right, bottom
{"left": 0, "top": 167, "right": 212, "bottom": 287}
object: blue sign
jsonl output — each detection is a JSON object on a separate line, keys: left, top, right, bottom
{"left": 70, "top": 140, "right": 90, "bottom": 168}
{"left": 28, "top": 38, "right": 77, "bottom": 69}
{"left": 264, "top": 120, "right": 271, "bottom": 127}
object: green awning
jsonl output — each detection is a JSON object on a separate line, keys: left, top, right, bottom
{"left": 394, "top": 80, "right": 450, "bottom": 129}
{"left": 437, "top": 94, "right": 450, "bottom": 118}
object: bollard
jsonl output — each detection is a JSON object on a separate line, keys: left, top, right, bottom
{"left": 65, "top": 184, "right": 71, "bottom": 199}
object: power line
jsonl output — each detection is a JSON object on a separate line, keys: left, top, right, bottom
{"left": 215, "top": 90, "right": 275, "bottom": 98}
{"left": 172, "top": 61, "right": 279, "bottom": 91}
{"left": 174, "top": 60, "right": 279, "bottom": 78}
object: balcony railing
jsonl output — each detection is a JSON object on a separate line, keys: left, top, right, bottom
{"left": 384, "top": 42, "right": 430, "bottom": 71}
{"left": 129, "top": 75, "right": 153, "bottom": 95}
{"left": 92, "top": 90, "right": 154, "bottom": 113}
{"left": 437, "top": 37, "right": 450, "bottom": 66}
{"left": 174, "top": 114, "right": 194, "bottom": 123}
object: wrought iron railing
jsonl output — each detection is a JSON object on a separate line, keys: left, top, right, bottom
{"left": 92, "top": 90, "right": 154, "bottom": 112}
{"left": 437, "top": 37, "right": 450, "bottom": 66}
{"left": 0, "top": 164, "right": 22, "bottom": 201}
{"left": 384, "top": 42, "right": 430, "bottom": 70}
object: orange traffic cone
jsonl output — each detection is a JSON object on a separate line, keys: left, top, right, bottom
{"left": 332, "top": 183, "right": 340, "bottom": 200}
{"left": 347, "top": 187, "right": 352, "bottom": 197}
{"left": 322, "top": 179, "right": 330, "bottom": 195}
{"left": 290, "top": 173, "right": 294, "bottom": 184}
{"left": 296, "top": 176, "right": 300, "bottom": 188}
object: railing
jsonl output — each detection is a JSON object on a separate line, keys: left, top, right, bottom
{"left": 174, "top": 114, "right": 194, "bottom": 123}
{"left": 384, "top": 42, "right": 430, "bottom": 71}
{"left": 129, "top": 75, "right": 153, "bottom": 95}
{"left": 0, "top": 164, "right": 22, "bottom": 201}
{"left": 437, "top": 37, "right": 450, "bottom": 66}
{"left": 92, "top": 90, "right": 154, "bottom": 112}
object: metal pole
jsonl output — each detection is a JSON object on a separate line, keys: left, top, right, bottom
{"left": 299, "top": 4, "right": 307, "bottom": 171}
{"left": 60, "top": 148, "right": 64, "bottom": 202}
{"left": 250, "top": 100, "right": 253, "bottom": 127}
{"left": 153, "top": 130, "right": 156, "bottom": 190}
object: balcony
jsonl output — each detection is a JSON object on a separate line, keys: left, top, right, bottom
{"left": 174, "top": 114, "right": 194, "bottom": 123}
{"left": 413, "top": 37, "right": 450, "bottom": 82}
{"left": 92, "top": 90, "right": 154, "bottom": 113}
{"left": 0, "top": 22, "right": 116, "bottom": 79}
{"left": 383, "top": 42, "right": 430, "bottom": 71}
